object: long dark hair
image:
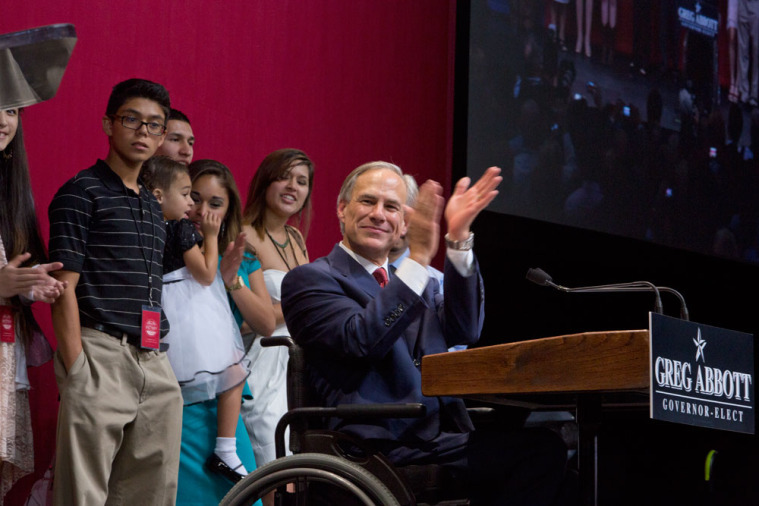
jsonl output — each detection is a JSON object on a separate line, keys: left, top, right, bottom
{"left": 0, "top": 113, "right": 48, "bottom": 346}
{"left": 243, "top": 148, "right": 314, "bottom": 240}
{"left": 0, "top": 114, "right": 47, "bottom": 264}
{"left": 188, "top": 159, "right": 243, "bottom": 252}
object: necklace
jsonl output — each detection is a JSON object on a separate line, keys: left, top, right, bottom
{"left": 266, "top": 227, "right": 300, "bottom": 271}
{"left": 266, "top": 228, "right": 290, "bottom": 249}
{"left": 266, "top": 227, "right": 290, "bottom": 249}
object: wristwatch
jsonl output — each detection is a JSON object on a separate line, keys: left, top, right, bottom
{"left": 445, "top": 232, "right": 474, "bottom": 251}
{"left": 225, "top": 275, "right": 245, "bottom": 292}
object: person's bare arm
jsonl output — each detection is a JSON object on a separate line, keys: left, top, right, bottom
{"left": 50, "top": 270, "right": 82, "bottom": 372}
{"left": 228, "top": 268, "right": 276, "bottom": 337}
{"left": 0, "top": 252, "right": 67, "bottom": 302}
{"left": 220, "top": 233, "right": 276, "bottom": 336}
{"left": 184, "top": 212, "right": 220, "bottom": 285}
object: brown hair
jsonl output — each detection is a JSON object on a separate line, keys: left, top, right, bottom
{"left": 188, "top": 159, "right": 243, "bottom": 251}
{"left": 243, "top": 148, "right": 314, "bottom": 239}
{"left": 140, "top": 155, "right": 188, "bottom": 193}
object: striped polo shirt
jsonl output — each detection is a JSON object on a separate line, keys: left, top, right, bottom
{"left": 48, "top": 159, "right": 169, "bottom": 339}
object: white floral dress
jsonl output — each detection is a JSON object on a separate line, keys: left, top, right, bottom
{"left": 0, "top": 235, "right": 34, "bottom": 502}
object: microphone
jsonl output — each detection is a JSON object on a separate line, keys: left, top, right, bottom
{"left": 525, "top": 267, "right": 557, "bottom": 288}
{"left": 655, "top": 286, "right": 690, "bottom": 321}
{"left": 526, "top": 267, "right": 664, "bottom": 315}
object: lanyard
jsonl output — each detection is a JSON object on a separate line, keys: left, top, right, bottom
{"left": 124, "top": 181, "right": 158, "bottom": 307}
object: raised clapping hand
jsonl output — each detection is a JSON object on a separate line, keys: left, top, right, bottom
{"left": 220, "top": 233, "right": 247, "bottom": 287}
{"left": 405, "top": 180, "right": 445, "bottom": 267}
{"left": 406, "top": 167, "right": 502, "bottom": 266}
{"left": 0, "top": 252, "right": 68, "bottom": 303}
{"left": 444, "top": 166, "right": 502, "bottom": 241}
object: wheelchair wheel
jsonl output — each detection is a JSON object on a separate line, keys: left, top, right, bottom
{"left": 220, "top": 453, "right": 403, "bottom": 506}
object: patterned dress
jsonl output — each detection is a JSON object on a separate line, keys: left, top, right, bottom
{"left": 0, "top": 235, "right": 34, "bottom": 502}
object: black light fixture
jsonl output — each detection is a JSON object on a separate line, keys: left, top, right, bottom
{"left": 0, "top": 23, "right": 77, "bottom": 109}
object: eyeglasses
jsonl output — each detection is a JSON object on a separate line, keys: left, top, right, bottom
{"left": 110, "top": 115, "right": 166, "bottom": 136}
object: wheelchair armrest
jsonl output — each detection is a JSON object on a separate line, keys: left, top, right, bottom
{"left": 260, "top": 335, "right": 294, "bottom": 348}
{"left": 276, "top": 403, "right": 427, "bottom": 458}
{"left": 335, "top": 403, "right": 426, "bottom": 419}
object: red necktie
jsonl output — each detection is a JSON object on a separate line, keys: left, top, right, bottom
{"left": 372, "top": 267, "right": 388, "bottom": 288}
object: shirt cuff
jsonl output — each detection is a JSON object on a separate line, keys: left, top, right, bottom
{"left": 446, "top": 248, "right": 474, "bottom": 277}
{"left": 395, "top": 257, "right": 430, "bottom": 296}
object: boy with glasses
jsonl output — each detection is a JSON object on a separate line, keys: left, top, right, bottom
{"left": 48, "top": 78, "right": 183, "bottom": 505}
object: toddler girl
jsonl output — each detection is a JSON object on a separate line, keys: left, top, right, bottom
{"left": 141, "top": 156, "right": 250, "bottom": 482}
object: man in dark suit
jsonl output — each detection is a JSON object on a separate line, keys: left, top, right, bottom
{"left": 282, "top": 161, "right": 571, "bottom": 505}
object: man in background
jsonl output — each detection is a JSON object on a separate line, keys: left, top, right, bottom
{"left": 155, "top": 107, "right": 195, "bottom": 165}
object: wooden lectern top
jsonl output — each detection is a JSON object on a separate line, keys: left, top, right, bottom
{"left": 421, "top": 330, "right": 650, "bottom": 409}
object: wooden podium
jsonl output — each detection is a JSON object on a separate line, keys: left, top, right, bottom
{"left": 421, "top": 330, "right": 650, "bottom": 506}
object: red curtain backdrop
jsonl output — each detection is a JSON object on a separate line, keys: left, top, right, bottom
{"left": 1, "top": 2, "right": 456, "bottom": 503}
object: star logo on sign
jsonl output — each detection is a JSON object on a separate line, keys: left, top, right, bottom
{"left": 693, "top": 329, "right": 706, "bottom": 363}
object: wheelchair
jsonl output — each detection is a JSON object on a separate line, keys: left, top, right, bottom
{"left": 220, "top": 336, "right": 472, "bottom": 506}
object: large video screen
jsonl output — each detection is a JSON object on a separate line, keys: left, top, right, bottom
{"left": 462, "top": 0, "right": 759, "bottom": 264}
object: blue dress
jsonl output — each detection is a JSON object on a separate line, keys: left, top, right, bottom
{"left": 227, "top": 252, "right": 290, "bottom": 466}
{"left": 176, "top": 385, "right": 260, "bottom": 506}
{"left": 162, "top": 221, "right": 259, "bottom": 505}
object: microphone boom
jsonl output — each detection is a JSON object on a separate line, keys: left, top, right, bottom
{"left": 526, "top": 268, "right": 678, "bottom": 317}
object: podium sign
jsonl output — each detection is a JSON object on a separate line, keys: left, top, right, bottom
{"left": 650, "top": 313, "right": 754, "bottom": 434}
{"left": 677, "top": 0, "right": 718, "bottom": 38}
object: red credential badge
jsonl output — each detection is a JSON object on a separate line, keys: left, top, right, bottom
{"left": 0, "top": 306, "right": 15, "bottom": 343}
{"left": 141, "top": 305, "right": 161, "bottom": 350}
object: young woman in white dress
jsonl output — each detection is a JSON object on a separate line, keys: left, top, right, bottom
{"left": 239, "top": 149, "right": 313, "bottom": 470}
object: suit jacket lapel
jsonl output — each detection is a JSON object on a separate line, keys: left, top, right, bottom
{"left": 328, "top": 244, "right": 381, "bottom": 298}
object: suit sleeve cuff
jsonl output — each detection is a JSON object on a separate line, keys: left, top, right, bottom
{"left": 446, "top": 248, "right": 474, "bottom": 277}
{"left": 395, "top": 258, "right": 430, "bottom": 296}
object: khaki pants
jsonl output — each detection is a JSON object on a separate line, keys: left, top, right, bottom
{"left": 738, "top": 0, "right": 759, "bottom": 102}
{"left": 53, "top": 328, "right": 183, "bottom": 506}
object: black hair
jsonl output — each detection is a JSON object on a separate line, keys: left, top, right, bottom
{"left": 168, "top": 108, "right": 191, "bottom": 124}
{"left": 0, "top": 112, "right": 49, "bottom": 346}
{"left": 0, "top": 113, "right": 46, "bottom": 264}
{"left": 105, "top": 78, "right": 171, "bottom": 121}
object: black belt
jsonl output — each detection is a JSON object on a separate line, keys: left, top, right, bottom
{"left": 87, "top": 322, "right": 169, "bottom": 352}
